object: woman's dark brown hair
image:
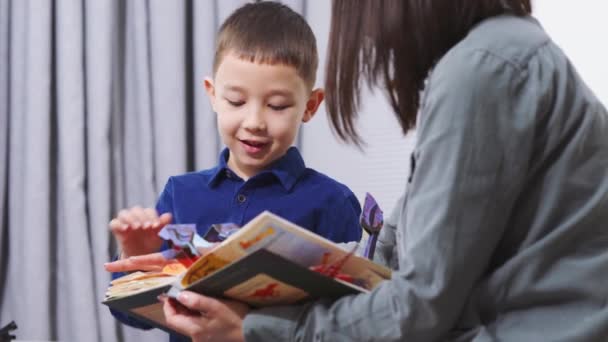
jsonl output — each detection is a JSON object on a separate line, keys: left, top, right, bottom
{"left": 325, "top": 0, "right": 532, "bottom": 145}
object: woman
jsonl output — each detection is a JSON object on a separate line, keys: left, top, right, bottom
{"left": 160, "top": 0, "right": 608, "bottom": 341}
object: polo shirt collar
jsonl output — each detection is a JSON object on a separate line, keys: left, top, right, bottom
{"left": 207, "top": 147, "right": 306, "bottom": 191}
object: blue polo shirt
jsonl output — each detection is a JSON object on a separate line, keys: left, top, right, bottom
{"left": 157, "top": 146, "right": 362, "bottom": 242}
{"left": 112, "top": 147, "right": 362, "bottom": 340}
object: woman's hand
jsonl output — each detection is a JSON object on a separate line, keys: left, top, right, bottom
{"left": 109, "top": 206, "right": 172, "bottom": 259}
{"left": 160, "top": 291, "right": 250, "bottom": 342}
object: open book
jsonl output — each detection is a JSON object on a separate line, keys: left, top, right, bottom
{"left": 103, "top": 211, "right": 391, "bottom": 334}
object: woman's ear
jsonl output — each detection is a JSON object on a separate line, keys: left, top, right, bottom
{"left": 302, "top": 88, "right": 325, "bottom": 123}
{"left": 204, "top": 77, "right": 217, "bottom": 111}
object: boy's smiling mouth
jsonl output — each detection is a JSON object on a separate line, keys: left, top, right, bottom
{"left": 239, "top": 139, "right": 269, "bottom": 154}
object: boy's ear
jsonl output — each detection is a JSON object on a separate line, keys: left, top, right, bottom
{"left": 204, "top": 77, "right": 217, "bottom": 111}
{"left": 302, "top": 88, "right": 324, "bottom": 123}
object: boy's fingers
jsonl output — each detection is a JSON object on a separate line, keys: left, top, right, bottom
{"left": 159, "top": 212, "right": 173, "bottom": 225}
{"left": 117, "top": 209, "right": 137, "bottom": 227}
{"left": 104, "top": 252, "right": 168, "bottom": 272}
{"left": 104, "top": 259, "right": 161, "bottom": 272}
{"left": 153, "top": 212, "right": 173, "bottom": 229}
{"left": 129, "top": 206, "right": 146, "bottom": 227}
{"left": 109, "top": 218, "right": 127, "bottom": 232}
{"left": 130, "top": 252, "right": 170, "bottom": 265}
{"left": 142, "top": 208, "right": 159, "bottom": 228}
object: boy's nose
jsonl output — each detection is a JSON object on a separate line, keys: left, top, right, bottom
{"left": 242, "top": 108, "right": 267, "bottom": 131}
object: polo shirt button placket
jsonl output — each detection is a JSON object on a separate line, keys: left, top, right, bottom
{"left": 237, "top": 193, "right": 247, "bottom": 204}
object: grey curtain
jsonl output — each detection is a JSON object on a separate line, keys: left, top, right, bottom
{"left": 0, "top": 0, "right": 307, "bottom": 341}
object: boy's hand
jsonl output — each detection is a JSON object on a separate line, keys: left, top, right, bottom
{"left": 104, "top": 251, "right": 173, "bottom": 272}
{"left": 109, "top": 206, "right": 172, "bottom": 259}
{"left": 104, "top": 244, "right": 220, "bottom": 273}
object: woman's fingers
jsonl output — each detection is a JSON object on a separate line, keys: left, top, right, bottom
{"left": 165, "top": 292, "right": 248, "bottom": 342}
{"left": 161, "top": 296, "right": 209, "bottom": 339}
{"left": 175, "top": 291, "right": 218, "bottom": 313}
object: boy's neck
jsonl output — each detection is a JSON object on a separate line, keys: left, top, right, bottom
{"left": 226, "top": 156, "right": 269, "bottom": 181}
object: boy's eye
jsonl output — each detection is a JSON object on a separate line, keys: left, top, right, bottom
{"left": 268, "top": 104, "right": 291, "bottom": 111}
{"left": 226, "top": 99, "right": 244, "bottom": 107}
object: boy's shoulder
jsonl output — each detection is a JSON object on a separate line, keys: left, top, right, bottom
{"left": 297, "top": 168, "right": 362, "bottom": 217}
{"left": 298, "top": 167, "right": 355, "bottom": 199}
{"left": 163, "top": 167, "right": 220, "bottom": 187}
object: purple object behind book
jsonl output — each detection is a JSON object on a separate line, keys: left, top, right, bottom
{"left": 360, "top": 192, "right": 383, "bottom": 260}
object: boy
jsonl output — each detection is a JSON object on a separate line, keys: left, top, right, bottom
{"left": 105, "top": 2, "right": 362, "bottom": 341}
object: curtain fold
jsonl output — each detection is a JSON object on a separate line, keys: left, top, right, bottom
{"left": 0, "top": 0, "right": 10, "bottom": 317}
{"left": 4, "top": 0, "right": 54, "bottom": 339}
{"left": 83, "top": 1, "right": 122, "bottom": 340}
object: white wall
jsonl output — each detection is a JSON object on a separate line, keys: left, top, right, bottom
{"left": 534, "top": 0, "right": 608, "bottom": 105}
{"left": 301, "top": 0, "right": 608, "bottom": 215}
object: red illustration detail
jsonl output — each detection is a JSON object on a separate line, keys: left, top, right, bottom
{"left": 249, "top": 283, "right": 280, "bottom": 299}
{"left": 309, "top": 249, "right": 356, "bottom": 283}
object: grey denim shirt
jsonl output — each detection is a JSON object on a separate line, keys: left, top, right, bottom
{"left": 243, "top": 15, "right": 608, "bottom": 342}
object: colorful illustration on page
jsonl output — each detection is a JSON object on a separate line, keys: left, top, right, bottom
{"left": 181, "top": 253, "right": 231, "bottom": 286}
{"left": 224, "top": 274, "right": 308, "bottom": 307}
{"left": 309, "top": 244, "right": 367, "bottom": 288}
{"left": 158, "top": 224, "right": 201, "bottom": 267}
{"left": 248, "top": 283, "right": 280, "bottom": 300}
{"left": 239, "top": 227, "right": 276, "bottom": 250}
{"left": 360, "top": 192, "right": 384, "bottom": 260}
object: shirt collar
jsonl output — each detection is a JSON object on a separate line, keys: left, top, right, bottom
{"left": 207, "top": 147, "right": 306, "bottom": 191}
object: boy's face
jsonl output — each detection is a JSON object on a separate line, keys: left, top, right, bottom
{"left": 205, "top": 52, "right": 323, "bottom": 179}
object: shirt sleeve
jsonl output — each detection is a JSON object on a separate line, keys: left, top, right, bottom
{"left": 317, "top": 189, "right": 363, "bottom": 243}
{"left": 155, "top": 177, "right": 174, "bottom": 215}
{"left": 243, "top": 48, "right": 536, "bottom": 341}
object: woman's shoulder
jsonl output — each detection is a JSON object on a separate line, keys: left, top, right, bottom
{"left": 436, "top": 15, "right": 551, "bottom": 76}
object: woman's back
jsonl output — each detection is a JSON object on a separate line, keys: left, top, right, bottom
{"left": 417, "top": 14, "right": 608, "bottom": 341}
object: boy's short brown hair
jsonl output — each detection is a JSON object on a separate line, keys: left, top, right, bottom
{"left": 213, "top": 2, "right": 318, "bottom": 89}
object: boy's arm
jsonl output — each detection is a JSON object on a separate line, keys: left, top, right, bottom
{"left": 109, "top": 178, "right": 175, "bottom": 330}
{"left": 317, "top": 190, "right": 362, "bottom": 243}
